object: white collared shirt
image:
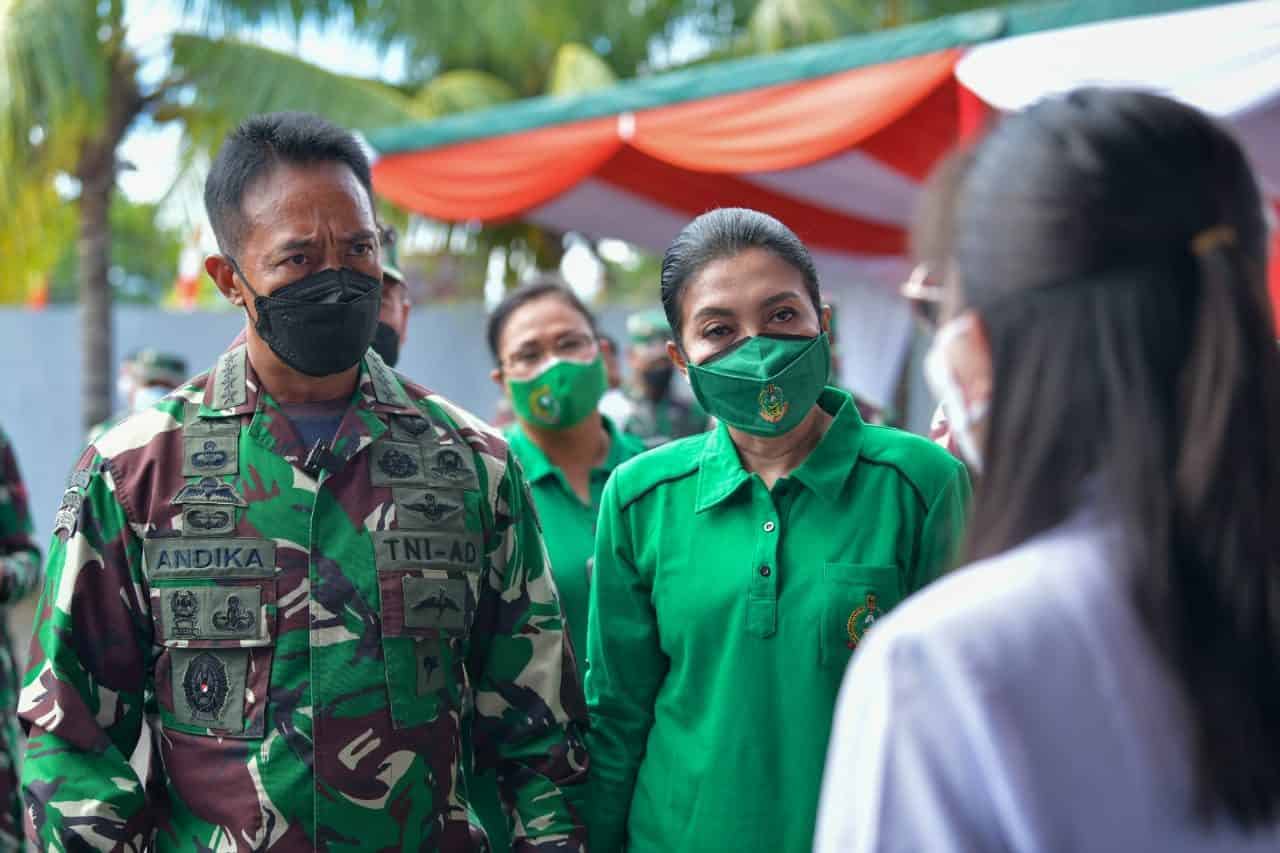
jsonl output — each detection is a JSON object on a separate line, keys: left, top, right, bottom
{"left": 815, "top": 518, "right": 1280, "bottom": 853}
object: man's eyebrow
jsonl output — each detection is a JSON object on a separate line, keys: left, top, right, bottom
{"left": 347, "top": 229, "right": 378, "bottom": 242}
{"left": 274, "top": 237, "right": 318, "bottom": 254}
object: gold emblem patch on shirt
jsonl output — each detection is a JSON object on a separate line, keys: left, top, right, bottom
{"left": 846, "top": 591, "right": 883, "bottom": 650}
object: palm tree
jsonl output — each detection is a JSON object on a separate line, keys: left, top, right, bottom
{"left": 0, "top": 0, "right": 423, "bottom": 431}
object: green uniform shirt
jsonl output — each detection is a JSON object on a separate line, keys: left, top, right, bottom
{"left": 508, "top": 416, "right": 645, "bottom": 661}
{"left": 21, "top": 346, "right": 588, "bottom": 851}
{"left": 585, "top": 388, "right": 971, "bottom": 852}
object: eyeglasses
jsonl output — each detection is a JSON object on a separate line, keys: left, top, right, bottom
{"left": 503, "top": 333, "right": 597, "bottom": 376}
{"left": 900, "top": 264, "right": 944, "bottom": 331}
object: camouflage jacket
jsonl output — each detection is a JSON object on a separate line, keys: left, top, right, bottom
{"left": 0, "top": 426, "right": 40, "bottom": 849}
{"left": 20, "top": 346, "right": 588, "bottom": 852}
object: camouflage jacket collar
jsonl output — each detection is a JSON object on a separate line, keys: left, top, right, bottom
{"left": 198, "top": 344, "right": 420, "bottom": 421}
{"left": 196, "top": 344, "right": 423, "bottom": 467}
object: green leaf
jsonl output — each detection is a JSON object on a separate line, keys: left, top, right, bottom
{"left": 167, "top": 33, "right": 422, "bottom": 138}
{"left": 412, "top": 70, "right": 518, "bottom": 118}
{"left": 547, "top": 43, "right": 617, "bottom": 96}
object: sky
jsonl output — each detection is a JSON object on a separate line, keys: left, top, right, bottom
{"left": 118, "top": 0, "right": 410, "bottom": 206}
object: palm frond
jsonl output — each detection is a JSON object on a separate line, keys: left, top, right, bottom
{"left": 0, "top": 0, "right": 105, "bottom": 298}
{"left": 167, "top": 33, "right": 422, "bottom": 141}
{"left": 547, "top": 43, "right": 617, "bottom": 97}
{"left": 412, "top": 70, "right": 517, "bottom": 118}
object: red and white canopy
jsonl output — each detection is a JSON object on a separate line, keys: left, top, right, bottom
{"left": 368, "top": 0, "right": 1280, "bottom": 406}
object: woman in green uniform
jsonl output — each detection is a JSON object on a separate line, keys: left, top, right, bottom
{"left": 585, "top": 208, "right": 971, "bottom": 853}
{"left": 473, "top": 276, "right": 645, "bottom": 850}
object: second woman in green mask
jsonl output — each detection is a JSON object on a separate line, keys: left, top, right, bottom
{"left": 471, "top": 276, "right": 645, "bottom": 853}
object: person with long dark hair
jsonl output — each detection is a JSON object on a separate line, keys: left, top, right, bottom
{"left": 584, "top": 208, "right": 971, "bottom": 852}
{"left": 815, "top": 88, "right": 1280, "bottom": 851}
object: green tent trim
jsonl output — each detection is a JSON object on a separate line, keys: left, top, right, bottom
{"left": 366, "top": 0, "right": 1229, "bottom": 155}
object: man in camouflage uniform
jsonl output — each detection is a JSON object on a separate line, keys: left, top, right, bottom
{"left": 20, "top": 112, "right": 587, "bottom": 851}
{"left": 620, "top": 308, "right": 710, "bottom": 449}
{"left": 0, "top": 427, "right": 39, "bottom": 848}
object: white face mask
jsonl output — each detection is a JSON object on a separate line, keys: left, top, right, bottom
{"left": 131, "top": 385, "right": 171, "bottom": 413}
{"left": 923, "top": 318, "right": 988, "bottom": 472}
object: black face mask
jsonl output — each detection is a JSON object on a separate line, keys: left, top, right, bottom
{"left": 371, "top": 321, "right": 401, "bottom": 367}
{"left": 232, "top": 262, "right": 382, "bottom": 377}
{"left": 642, "top": 362, "right": 675, "bottom": 398}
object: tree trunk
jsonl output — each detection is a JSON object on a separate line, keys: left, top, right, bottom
{"left": 75, "top": 53, "right": 144, "bottom": 434}
{"left": 78, "top": 173, "right": 113, "bottom": 432}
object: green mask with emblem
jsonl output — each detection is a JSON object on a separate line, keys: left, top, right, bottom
{"left": 687, "top": 333, "right": 831, "bottom": 437}
{"left": 508, "top": 355, "right": 607, "bottom": 431}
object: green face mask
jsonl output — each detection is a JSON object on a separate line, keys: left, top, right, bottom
{"left": 687, "top": 333, "right": 831, "bottom": 436}
{"left": 508, "top": 355, "right": 608, "bottom": 431}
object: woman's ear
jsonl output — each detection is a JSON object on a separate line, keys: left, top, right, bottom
{"left": 667, "top": 341, "right": 689, "bottom": 376}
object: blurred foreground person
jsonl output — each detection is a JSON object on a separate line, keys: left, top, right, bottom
{"left": 471, "top": 278, "right": 644, "bottom": 850}
{"left": 621, "top": 307, "right": 710, "bottom": 447}
{"left": 816, "top": 89, "right": 1280, "bottom": 852}
{"left": 586, "top": 208, "right": 969, "bottom": 852}
{"left": 0, "top": 427, "right": 38, "bottom": 848}
{"left": 20, "top": 112, "right": 587, "bottom": 851}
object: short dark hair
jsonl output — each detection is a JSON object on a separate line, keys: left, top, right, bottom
{"left": 204, "top": 112, "right": 374, "bottom": 256}
{"left": 660, "top": 208, "right": 821, "bottom": 345}
{"left": 486, "top": 275, "right": 599, "bottom": 363}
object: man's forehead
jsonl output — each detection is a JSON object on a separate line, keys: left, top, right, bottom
{"left": 241, "top": 161, "right": 374, "bottom": 228}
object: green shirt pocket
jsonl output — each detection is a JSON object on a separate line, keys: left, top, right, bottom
{"left": 820, "top": 562, "right": 901, "bottom": 668}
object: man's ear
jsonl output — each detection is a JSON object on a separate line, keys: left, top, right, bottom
{"left": 490, "top": 366, "right": 506, "bottom": 390}
{"left": 599, "top": 336, "right": 616, "bottom": 360}
{"left": 205, "top": 256, "right": 243, "bottom": 306}
{"left": 666, "top": 341, "right": 689, "bottom": 377}
{"left": 820, "top": 303, "right": 833, "bottom": 336}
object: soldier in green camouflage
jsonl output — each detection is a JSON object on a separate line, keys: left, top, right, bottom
{"left": 0, "top": 426, "right": 39, "bottom": 848}
{"left": 620, "top": 308, "right": 711, "bottom": 449}
{"left": 20, "top": 113, "right": 587, "bottom": 851}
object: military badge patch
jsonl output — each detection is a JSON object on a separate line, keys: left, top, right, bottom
{"left": 183, "top": 431, "right": 239, "bottom": 477}
{"left": 169, "top": 590, "right": 200, "bottom": 638}
{"left": 846, "top": 591, "right": 883, "bottom": 650}
{"left": 370, "top": 441, "right": 428, "bottom": 486}
{"left": 171, "top": 477, "right": 247, "bottom": 507}
{"left": 170, "top": 647, "right": 247, "bottom": 731}
{"left": 416, "top": 644, "right": 447, "bottom": 695}
{"left": 403, "top": 576, "right": 468, "bottom": 633}
{"left": 426, "top": 447, "right": 479, "bottom": 490}
{"left": 182, "top": 504, "right": 235, "bottom": 536}
{"left": 758, "top": 383, "right": 790, "bottom": 425}
{"left": 395, "top": 488, "right": 465, "bottom": 530}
